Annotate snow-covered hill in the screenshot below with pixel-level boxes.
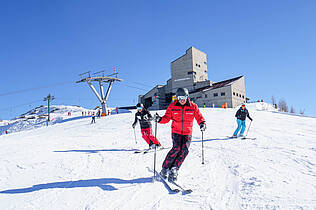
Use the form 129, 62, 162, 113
0, 105, 90, 135
0, 103, 315, 209
0, 105, 130, 136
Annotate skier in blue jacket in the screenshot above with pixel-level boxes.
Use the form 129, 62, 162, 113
233, 103, 253, 138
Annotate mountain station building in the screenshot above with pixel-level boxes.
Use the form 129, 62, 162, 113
138, 47, 247, 109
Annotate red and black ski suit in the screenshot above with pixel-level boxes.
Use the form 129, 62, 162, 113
159, 99, 205, 170
133, 109, 161, 146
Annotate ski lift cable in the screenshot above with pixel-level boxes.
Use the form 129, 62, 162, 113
0, 81, 75, 97
0, 99, 44, 111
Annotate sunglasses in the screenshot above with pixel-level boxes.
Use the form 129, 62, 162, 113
177, 96, 188, 101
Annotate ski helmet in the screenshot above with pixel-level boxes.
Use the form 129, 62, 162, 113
176, 88, 189, 97
136, 103, 143, 108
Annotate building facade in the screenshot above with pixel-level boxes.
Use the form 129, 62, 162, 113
139, 47, 247, 109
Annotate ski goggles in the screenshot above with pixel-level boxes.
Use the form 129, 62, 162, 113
177, 96, 188, 101
136, 107, 143, 110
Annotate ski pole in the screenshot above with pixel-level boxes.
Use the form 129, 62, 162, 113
153, 115, 158, 179
201, 131, 204, 165
133, 128, 137, 144
244, 120, 253, 138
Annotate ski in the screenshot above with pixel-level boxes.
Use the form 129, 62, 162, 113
241, 137, 256, 140
168, 179, 193, 194
134, 146, 170, 154
148, 167, 192, 194
146, 167, 180, 193
143, 146, 170, 154
226, 136, 256, 140
134, 148, 151, 153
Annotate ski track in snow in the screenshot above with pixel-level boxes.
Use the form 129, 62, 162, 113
0, 104, 316, 209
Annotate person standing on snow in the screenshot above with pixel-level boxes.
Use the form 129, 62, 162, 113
233, 103, 253, 138
132, 103, 162, 149
91, 112, 96, 124
154, 88, 206, 181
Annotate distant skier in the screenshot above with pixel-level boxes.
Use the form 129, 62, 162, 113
232, 103, 253, 138
132, 103, 161, 149
91, 112, 96, 124
154, 88, 206, 181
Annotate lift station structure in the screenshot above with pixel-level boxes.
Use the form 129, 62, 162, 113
76, 70, 122, 116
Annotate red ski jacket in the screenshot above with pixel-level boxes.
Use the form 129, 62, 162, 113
159, 99, 205, 135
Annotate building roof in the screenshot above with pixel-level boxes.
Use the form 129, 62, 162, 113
190, 76, 243, 94
171, 46, 202, 64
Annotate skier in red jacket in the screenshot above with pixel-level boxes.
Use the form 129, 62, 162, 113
154, 88, 206, 181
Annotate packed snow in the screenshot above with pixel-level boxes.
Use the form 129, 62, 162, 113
0, 103, 315, 209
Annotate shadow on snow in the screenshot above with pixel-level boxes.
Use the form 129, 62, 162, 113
54, 148, 138, 153
0, 177, 153, 194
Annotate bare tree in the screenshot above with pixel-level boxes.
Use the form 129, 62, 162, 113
278, 99, 288, 112
271, 96, 276, 105
290, 106, 295, 114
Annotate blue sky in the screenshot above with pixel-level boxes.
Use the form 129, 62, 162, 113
0, 0, 315, 120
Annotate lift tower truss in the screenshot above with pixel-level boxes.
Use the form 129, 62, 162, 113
76, 71, 122, 116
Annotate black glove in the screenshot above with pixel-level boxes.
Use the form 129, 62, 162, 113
132, 123, 136, 128
154, 113, 162, 122
200, 122, 206, 132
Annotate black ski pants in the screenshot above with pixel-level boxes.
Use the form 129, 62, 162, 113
162, 133, 192, 170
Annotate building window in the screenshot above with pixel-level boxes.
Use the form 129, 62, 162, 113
188, 71, 196, 75
239, 94, 242, 98
204, 61, 207, 65
221, 92, 225, 96
205, 94, 207, 98
213, 93, 218, 97
195, 63, 201, 68
233, 92, 235, 96
242, 95, 244, 99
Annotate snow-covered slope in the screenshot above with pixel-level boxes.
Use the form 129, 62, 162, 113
0, 105, 130, 135
0, 104, 315, 209
0, 105, 91, 135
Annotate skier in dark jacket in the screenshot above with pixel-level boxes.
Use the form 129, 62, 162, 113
233, 103, 253, 138
155, 88, 206, 181
91, 112, 96, 124
132, 103, 161, 148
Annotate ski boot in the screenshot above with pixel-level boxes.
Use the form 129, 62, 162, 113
149, 143, 161, 150
155, 144, 162, 149
168, 167, 179, 182
159, 168, 168, 179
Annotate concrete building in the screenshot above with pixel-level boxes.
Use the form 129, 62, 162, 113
139, 47, 247, 109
